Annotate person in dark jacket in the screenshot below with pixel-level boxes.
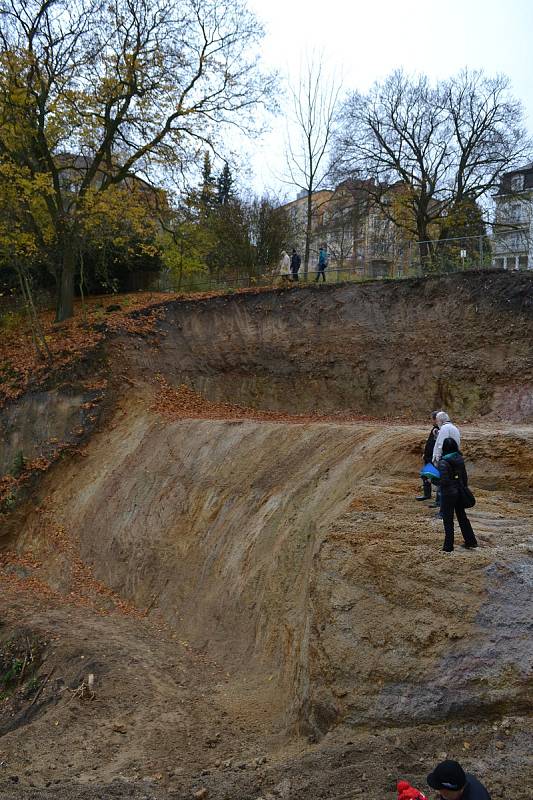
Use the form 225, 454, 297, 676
427, 759, 491, 799
290, 248, 301, 281
437, 437, 478, 552
416, 411, 439, 500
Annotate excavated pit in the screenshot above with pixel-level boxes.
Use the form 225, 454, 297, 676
1, 272, 532, 799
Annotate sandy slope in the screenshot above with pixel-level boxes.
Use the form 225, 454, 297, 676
1, 395, 531, 799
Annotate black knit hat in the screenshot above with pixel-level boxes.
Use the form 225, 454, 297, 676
427, 760, 466, 791
442, 437, 459, 455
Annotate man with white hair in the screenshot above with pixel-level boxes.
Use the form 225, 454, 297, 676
433, 411, 461, 465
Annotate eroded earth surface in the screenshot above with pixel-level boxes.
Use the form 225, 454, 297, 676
1, 273, 532, 799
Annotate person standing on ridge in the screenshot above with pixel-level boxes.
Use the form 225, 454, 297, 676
416, 411, 439, 501
437, 437, 478, 552
278, 250, 291, 283
426, 759, 491, 799
315, 244, 328, 282
290, 248, 301, 281
433, 411, 461, 466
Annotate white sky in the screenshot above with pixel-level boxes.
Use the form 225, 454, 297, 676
245, 0, 533, 198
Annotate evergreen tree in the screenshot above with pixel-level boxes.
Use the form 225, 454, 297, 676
217, 163, 234, 205
200, 152, 217, 216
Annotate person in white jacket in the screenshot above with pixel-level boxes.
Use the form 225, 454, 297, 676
432, 412, 461, 465
278, 250, 291, 281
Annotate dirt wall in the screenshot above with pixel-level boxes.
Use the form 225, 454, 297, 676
120, 271, 533, 420
13, 405, 533, 736
0, 389, 90, 475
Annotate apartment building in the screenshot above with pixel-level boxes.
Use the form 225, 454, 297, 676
280, 180, 417, 276
492, 163, 533, 270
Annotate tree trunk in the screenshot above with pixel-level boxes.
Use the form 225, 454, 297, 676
418, 237, 430, 272
15, 263, 52, 361
304, 190, 313, 278
416, 214, 435, 273
178, 240, 184, 291
56, 236, 77, 321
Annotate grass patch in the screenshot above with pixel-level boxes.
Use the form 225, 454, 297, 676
0, 631, 45, 701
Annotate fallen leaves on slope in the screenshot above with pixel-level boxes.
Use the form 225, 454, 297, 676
151, 377, 387, 425
0, 292, 177, 406
0, 515, 146, 620
0, 286, 286, 407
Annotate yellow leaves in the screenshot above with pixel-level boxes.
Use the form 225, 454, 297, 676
79, 184, 159, 246
0, 162, 55, 265
138, 243, 159, 257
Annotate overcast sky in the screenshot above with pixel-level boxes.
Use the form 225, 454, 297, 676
245, 0, 533, 198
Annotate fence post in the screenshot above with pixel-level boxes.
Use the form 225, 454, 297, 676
480, 234, 484, 269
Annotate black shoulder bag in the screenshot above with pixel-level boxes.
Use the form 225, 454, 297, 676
451, 465, 476, 509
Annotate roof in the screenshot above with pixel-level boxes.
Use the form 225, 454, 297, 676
505, 161, 533, 176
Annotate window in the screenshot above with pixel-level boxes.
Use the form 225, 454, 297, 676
509, 203, 520, 222
510, 174, 524, 192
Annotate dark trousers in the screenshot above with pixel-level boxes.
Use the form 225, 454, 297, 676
291, 270, 299, 281
422, 477, 432, 498
440, 492, 477, 550
315, 266, 326, 282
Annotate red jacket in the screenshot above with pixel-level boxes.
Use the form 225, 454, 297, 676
397, 780, 428, 800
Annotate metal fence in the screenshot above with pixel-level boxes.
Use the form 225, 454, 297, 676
2, 231, 531, 316
149, 230, 532, 294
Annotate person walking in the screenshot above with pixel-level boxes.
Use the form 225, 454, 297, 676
278, 250, 291, 283
416, 411, 439, 501
426, 759, 491, 799
290, 248, 301, 281
437, 437, 478, 552
315, 245, 328, 282
432, 411, 461, 466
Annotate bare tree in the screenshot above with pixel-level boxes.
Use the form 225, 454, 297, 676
445, 71, 531, 202
285, 57, 341, 276
441, 69, 532, 244
0, 0, 275, 319
334, 71, 450, 269
334, 69, 532, 270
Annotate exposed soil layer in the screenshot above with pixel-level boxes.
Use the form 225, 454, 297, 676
118, 270, 533, 420
1, 272, 532, 799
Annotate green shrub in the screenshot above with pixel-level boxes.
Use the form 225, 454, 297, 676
0, 310, 25, 332
0, 633, 44, 698
10, 450, 25, 478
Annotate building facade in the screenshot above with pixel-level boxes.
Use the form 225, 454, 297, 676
282, 189, 333, 268
492, 163, 533, 270
280, 180, 417, 277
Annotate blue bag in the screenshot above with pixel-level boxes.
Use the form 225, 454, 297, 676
420, 463, 440, 480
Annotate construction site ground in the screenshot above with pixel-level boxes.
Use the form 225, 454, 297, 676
0, 273, 532, 800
